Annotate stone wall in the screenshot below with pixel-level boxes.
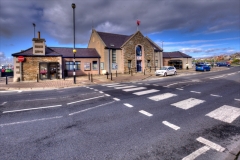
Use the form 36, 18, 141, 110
22, 57, 61, 81
122, 31, 154, 73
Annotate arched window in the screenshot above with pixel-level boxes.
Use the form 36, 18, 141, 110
136, 45, 142, 56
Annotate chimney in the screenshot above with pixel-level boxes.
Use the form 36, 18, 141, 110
38, 31, 40, 39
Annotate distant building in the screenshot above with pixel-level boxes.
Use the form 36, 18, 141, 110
163, 51, 192, 69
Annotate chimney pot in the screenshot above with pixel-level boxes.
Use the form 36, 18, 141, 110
38, 31, 40, 39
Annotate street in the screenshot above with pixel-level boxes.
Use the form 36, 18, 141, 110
0, 67, 240, 160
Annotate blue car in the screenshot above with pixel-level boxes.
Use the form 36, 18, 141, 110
216, 62, 230, 67
195, 64, 211, 71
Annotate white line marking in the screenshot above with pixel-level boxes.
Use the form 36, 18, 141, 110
210, 75, 225, 79
206, 105, 240, 123
124, 103, 133, 108
196, 137, 225, 152
107, 85, 125, 87
67, 96, 105, 105
94, 89, 98, 91
235, 99, 240, 101
145, 84, 150, 85
176, 88, 183, 90
227, 73, 236, 75
113, 98, 120, 101
69, 101, 115, 115
0, 90, 22, 93
0, 116, 63, 127
89, 88, 93, 89
1, 102, 7, 105
18, 98, 57, 102
99, 91, 103, 93
123, 87, 147, 92
138, 83, 142, 84
101, 83, 119, 86
171, 98, 205, 110
191, 91, 201, 94
139, 110, 153, 117
153, 84, 159, 86
164, 83, 178, 87
105, 94, 110, 96
162, 121, 180, 130
210, 94, 222, 97
182, 146, 210, 160
18, 90, 22, 93
148, 93, 177, 101
115, 86, 136, 89
133, 89, 159, 96
3, 105, 62, 113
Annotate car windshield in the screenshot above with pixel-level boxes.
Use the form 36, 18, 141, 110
160, 67, 168, 70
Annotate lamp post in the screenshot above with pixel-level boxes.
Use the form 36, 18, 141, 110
72, 3, 76, 84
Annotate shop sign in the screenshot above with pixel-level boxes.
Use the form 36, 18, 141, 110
84, 62, 91, 71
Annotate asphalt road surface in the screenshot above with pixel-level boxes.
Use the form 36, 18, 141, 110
0, 67, 240, 160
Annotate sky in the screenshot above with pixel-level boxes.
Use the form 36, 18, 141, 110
0, 0, 239, 65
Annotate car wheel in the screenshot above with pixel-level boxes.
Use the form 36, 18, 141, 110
164, 73, 167, 77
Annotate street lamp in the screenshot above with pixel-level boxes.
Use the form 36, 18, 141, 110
72, 3, 76, 84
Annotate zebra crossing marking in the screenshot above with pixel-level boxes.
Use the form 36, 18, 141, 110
124, 103, 133, 108
182, 146, 210, 160
114, 86, 136, 89
176, 88, 183, 90
107, 85, 125, 87
148, 93, 177, 101
101, 83, 119, 86
162, 121, 180, 130
139, 110, 153, 117
133, 89, 159, 96
206, 105, 240, 123
123, 87, 146, 92
171, 98, 205, 110
196, 137, 225, 152
113, 98, 120, 101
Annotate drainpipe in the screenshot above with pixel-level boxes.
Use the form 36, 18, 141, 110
108, 48, 111, 73
98, 58, 100, 75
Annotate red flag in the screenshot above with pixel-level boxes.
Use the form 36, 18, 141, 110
137, 20, 140, 26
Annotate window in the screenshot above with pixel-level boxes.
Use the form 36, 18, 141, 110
147, 60, 151, 67
92, 61, 98, 70
100, 62, 104, 70
155, 60, 158, 67
65, 61, 80, 70
112, 49, 116, 63
136, 45, 142, 56
128, 60, 132, 68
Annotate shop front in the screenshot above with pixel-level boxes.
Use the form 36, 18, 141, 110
39, 62, 59, 80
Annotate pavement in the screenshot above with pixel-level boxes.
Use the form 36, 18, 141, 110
0, 67, 230, 91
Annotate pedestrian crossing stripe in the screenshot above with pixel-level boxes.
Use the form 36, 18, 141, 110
122, 87, 147, 92
114, 86, 136, 89
148, 93, 177, 101
171, 98, 205, 110
101, 83, 119, 86
206, 105, 240, 123
133, 89, 159, 96
107, 84, 125, 87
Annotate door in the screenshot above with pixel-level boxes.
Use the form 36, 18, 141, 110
49, 63, 57, 79
137, 60, 142, 72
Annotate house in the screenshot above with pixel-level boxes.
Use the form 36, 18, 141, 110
163, 51, 192, 69
88, 29, 163, 74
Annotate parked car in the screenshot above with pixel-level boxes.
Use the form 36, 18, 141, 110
195, 64, 211, 71
216, 62, 230, 67
155, 66, 177, 76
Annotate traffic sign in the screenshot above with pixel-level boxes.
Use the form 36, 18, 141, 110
18, 56, 24, 62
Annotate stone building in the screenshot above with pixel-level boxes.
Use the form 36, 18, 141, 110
88, 29, 163, 74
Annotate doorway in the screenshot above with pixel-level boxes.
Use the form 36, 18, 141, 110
137, 60, 142, 72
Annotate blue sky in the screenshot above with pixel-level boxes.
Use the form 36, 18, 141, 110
0, 0, 239, 65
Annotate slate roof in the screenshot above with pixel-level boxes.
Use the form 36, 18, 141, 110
12, 47, 100, 58
163, 51, 192, 58
96, 31, 132, 49
146, 37, 163, 52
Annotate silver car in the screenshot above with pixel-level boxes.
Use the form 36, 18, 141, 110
155, 66, 177, 76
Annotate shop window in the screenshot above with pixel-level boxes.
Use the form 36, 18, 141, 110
65, 61, 80, 70
39, 63, 48, 79
112, 49, 116, 63
92, 61, 98, 70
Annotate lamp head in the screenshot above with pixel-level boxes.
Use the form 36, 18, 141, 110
72, 3, 76, 9
73, 49, 77, 54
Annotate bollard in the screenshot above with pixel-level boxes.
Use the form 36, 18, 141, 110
91, 74, 93, 82
106, 72, 108, 79
111, 73, 112, 81
150, 67, 151, 72
144, 69, 145, 75
131, 69, 133, 76
37, 74, 39, 82
116, 70, 117, 77
129, 68, 130, 74
88, 73, 90, 80
155, 67, 156, 71
6, 76, 8, 85
63, 74, 65, 80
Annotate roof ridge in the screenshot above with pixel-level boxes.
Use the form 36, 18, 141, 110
96, 30, 130, 37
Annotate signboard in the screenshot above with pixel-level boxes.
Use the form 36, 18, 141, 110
84, 62, 91, 71
18, 56, 24, 62
137, 56, 142, 60
112, 63, 118, 70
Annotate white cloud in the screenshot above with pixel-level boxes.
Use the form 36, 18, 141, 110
180, 48, 202, 53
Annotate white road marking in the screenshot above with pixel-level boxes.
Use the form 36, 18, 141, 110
113, 98, 120, 101
196, 137, 225, 152
0, 116, 63, 127
94, 89, 98, 91
210, 75, 225, 79
124, 103, 133, 108
123, 87, 147, 92
67, 95, 105, 105
227, 73, 236, 75
153, 84, 159, 86
145, 84, 150, 85
3, 105, 62, 113
89, 88, 93, 89
105, 94, 110, 96
190, 91, 201, 94
69, 101, 115, 116
107, 85, 125, 87
182, 146, 210, 160
0, 90, 22, 93
176, 88, 183, 90
139, 110, 153, 117
235, 99, 240, 101
1, 102, 7, 105
133, 89, 159, 96
162, 121, 180, 130
206, 105, 240, 123
171, 98, 205, 110
114, 86, 136, 89
148, 93, 177, 101
101, 83, 119, 86
164, 83, 178, 87
18, 90, 22, 93
17, 98, 57, 102
99, 91, 103, 93
210, 94, 222, 97
138, 83, 142, 84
